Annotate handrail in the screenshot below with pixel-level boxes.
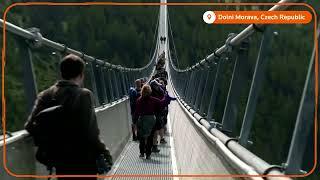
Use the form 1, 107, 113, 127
168, 0, 316, 175
169, 0, 303, 72
0, 95, 131, 147
168, 54, 290, 178
0, 130, 29, 146
0, 19, 154, 72
0, 10, 162, 146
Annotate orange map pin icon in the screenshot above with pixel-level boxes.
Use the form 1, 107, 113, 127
203, 11, 216, 24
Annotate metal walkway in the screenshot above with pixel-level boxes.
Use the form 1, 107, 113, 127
0, 0, 316, 178
109, 116, 177, 179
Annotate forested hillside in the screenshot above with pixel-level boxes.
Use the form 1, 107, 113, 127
1, 0, 319, 178
1, 0, 159, 131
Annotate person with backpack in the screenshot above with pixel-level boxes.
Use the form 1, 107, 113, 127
133, 84, 172, 160
149, 79, 176, 147
25, 54, 112, 179
149, 79, 165, 152
128, 79, 142, 141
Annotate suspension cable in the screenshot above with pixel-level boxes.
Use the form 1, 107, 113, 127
167, 8, 180, 69
0, 18, 155, 72
149, 8, 160, 62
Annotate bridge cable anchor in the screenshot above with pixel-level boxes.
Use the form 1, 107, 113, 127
203, 55, 210, 66
262, 165, 285, 178
93, 58, 100, 68
207, 121, 222, 132
186, 105, 193, 111
224, 138, 239, 148
225, 33, 237, 61
213, 48, 221, 59
61, 44, 68, 54
101, 63, 107, 70
26, 27, 43, 49
81, 52, 86, 59
201, 56, 211, 69
191, 110, 198, 117
252, 24, 265, 33
104, 61, 111, 69
212, 51, 221, 66
195, 62, 201, 70
225, 33, 237, 54
198, 117, 207, 122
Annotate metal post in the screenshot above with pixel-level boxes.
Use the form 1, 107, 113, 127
106, 69, 115, 102
182, 71, 191, 98
127, 72, 130, 87
116, 70, 124, 97
180, 74, 185, 95
188, 70, 198, 104
19, 41, 38, 113
284, 38, 316, 174
195, 70, 206, 110
221, 38, 249, 134
51, 51, 62, 79
122, 71, 127, 96
183, 71, 190, 99
88, 62, 99, 106
191, 70, 202, 107
239, 28, 273, 146
199, 67, 216, 115
102, 69, 110, 104
174, 71, 179, 92
206, 59, 223, 121
128, 72, 133, 87
178, 73, 184, 95
111, 70, 120, 100
124, 71, 129, 95
99, 67, 108, 104
121, 71, 127, 96
92, 62, 106, 106
126, 72, 130, 93
185, 71, 195, 103
133, 73, 137, 87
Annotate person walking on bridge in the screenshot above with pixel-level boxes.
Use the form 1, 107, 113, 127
133, 84, 170, 159
129, 79, 142, 141
150, 79, 166, 152
25, 54, 111, 179
150, 79, 176, 147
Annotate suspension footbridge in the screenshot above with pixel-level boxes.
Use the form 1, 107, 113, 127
0, 0, 318, 179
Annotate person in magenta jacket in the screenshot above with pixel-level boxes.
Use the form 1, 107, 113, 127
133, 84, 172, 159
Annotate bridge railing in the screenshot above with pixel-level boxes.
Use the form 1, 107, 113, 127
0, 98, 133, 179
0, 17, 159, 178
168, 0, 317, 176
0, 18, 156, 110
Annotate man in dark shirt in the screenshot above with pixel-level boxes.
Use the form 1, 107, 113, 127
25, 54, 107, 179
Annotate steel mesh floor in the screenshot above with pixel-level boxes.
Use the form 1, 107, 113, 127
109, 133, 174, 180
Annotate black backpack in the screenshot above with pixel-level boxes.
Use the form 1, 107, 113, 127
25, 87, 79, 170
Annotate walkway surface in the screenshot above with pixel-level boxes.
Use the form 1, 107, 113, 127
109, 115, 177, 180
108, 0, 177, 178
107, 0, 235, 177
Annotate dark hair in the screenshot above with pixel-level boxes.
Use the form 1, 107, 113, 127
60, 54, 85, 80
